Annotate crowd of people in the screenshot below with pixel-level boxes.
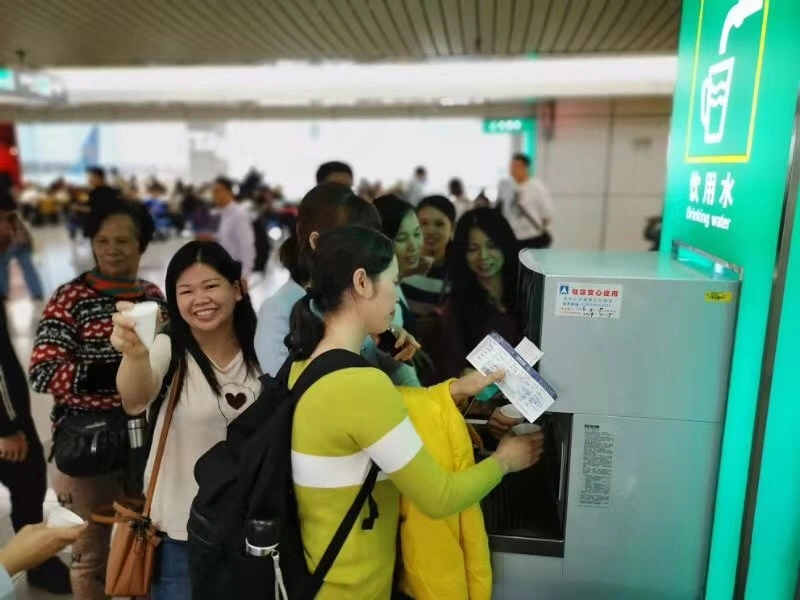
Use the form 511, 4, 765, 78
0, 152, 554, 599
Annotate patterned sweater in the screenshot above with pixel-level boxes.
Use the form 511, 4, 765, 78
29, 272, 166, 411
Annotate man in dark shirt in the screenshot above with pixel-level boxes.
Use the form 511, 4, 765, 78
0, 197, 71, 594
86, 167, 119, 215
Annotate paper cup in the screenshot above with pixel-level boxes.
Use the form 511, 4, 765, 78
512, 423, 542, 436
499, 404, 525, 423
123, 301, 159, 350
47, 506, 85, 528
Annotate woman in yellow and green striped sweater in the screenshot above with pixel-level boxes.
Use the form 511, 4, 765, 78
286, 225, 544, 599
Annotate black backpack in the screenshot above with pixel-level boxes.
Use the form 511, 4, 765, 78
187, 349, 379, 600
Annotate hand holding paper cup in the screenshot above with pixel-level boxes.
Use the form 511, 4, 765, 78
499, 404, 526, 424
512, 423, 542, 436
488, 404, 527, 440
111, 301, 159, 357
46, 506, 85, 529
124, 301, 159, 349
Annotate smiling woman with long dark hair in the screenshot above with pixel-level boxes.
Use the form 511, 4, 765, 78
438, 208, 522, 378
111, 241, 260, 600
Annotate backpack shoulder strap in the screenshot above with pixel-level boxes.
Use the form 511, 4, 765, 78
303, 462, 381, 600
290, 349, 370, 402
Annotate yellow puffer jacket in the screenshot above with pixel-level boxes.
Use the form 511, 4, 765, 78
399, 385, 493, 600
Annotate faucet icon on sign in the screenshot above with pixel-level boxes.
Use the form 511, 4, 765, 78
700, 0, 764, 145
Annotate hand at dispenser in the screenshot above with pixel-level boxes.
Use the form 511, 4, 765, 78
487, 408, 522, 440
493, 432, 545, 475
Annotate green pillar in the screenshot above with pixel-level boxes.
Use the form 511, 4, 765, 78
745, 178, 800, 599
659, 0, 800, 598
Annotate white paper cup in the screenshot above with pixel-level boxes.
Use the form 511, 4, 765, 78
47, 506, 85, 528
512, 423, 542, 436
499, 404, 525, 423
123, 301, 159, 350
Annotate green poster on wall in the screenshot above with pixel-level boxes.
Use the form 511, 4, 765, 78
660, 0, 800, 598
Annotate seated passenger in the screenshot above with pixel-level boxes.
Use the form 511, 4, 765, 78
286, 225, 543, 598
255, 183, 419, 386
112, 241, 261, 600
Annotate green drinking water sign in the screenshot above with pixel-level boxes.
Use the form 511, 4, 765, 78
661, 0, 800, 598
684, 0, 768, 163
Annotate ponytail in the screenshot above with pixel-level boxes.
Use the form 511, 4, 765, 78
285, 295, 325, 360
284, 226, 395, 361
282, 183, 381, 287
279, 232, 305, 284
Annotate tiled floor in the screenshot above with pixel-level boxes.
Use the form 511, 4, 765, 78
1, 224, 288, 598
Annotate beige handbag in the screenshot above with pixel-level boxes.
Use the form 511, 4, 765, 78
92, 366, 182, 596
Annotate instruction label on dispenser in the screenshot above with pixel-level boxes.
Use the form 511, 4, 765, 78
578, 424, 615, 508
556, 283, 623, 319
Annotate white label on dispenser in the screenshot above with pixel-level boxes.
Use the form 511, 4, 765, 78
578, 423, 615, 508
556, 283, 623, 319
514, 337, 543, 366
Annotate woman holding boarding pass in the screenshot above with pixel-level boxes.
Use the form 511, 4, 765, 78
111, 241, 261, 600
286, 225, 544, 598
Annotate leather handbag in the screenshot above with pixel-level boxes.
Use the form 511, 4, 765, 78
92, 365, 183, 596
51, 407, 129, 477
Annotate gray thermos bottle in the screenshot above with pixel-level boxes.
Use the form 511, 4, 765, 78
126, 417, 146, 449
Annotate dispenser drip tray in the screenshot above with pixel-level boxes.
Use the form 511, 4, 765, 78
481, 463, 564, 557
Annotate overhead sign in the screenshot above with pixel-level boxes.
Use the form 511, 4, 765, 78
483, 117, 538, 170
0, 69, 14, 93
660, 0, 800, 598
0, 69, 67, 104
482, 118, 525, 134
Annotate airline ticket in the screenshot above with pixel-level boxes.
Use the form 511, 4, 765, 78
467, 332, 557, 423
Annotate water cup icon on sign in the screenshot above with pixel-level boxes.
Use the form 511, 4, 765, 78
700, 57, 735, 145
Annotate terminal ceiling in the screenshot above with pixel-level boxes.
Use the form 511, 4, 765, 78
0, 0, 681, 67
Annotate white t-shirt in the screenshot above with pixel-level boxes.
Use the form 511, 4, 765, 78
144, 334, 261, 540
217, 201, 256, 278
503, 177, 554, 240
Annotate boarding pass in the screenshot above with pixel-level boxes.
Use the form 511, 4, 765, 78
467, 332, 557, 423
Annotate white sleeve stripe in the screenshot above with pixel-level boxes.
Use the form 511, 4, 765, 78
291, 450, 390, 488
291, 418, 422, 489
365, 417, 422, 474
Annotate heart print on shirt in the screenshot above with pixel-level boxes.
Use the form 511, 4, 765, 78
218, 380, 259, 423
